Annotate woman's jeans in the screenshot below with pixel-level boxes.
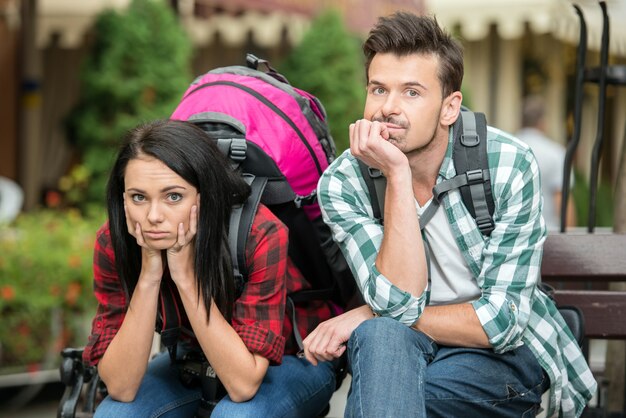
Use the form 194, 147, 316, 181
94, 352, 336, 418
345, 317, 548, 418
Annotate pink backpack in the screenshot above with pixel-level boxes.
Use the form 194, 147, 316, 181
171, 54, 359, 313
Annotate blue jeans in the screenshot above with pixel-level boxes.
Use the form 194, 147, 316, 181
95, 351, 336, 418
345, 317, 547, 418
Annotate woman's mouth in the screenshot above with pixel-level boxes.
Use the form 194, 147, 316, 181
144, 231, 169, 239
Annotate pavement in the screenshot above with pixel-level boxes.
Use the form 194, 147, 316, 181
0, 382, 64, 418
0, 378, 349, 418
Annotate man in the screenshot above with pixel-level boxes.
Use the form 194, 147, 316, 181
303, 12, 595, 418
516, 95, 577, 231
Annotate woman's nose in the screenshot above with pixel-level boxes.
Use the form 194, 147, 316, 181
147, 203, 164, 223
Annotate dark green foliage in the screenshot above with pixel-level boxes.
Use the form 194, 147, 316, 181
279, 10, 365, 153
572, 169, 614, 228
66, 0, 192, 206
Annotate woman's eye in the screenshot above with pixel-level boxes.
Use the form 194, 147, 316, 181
168, 193, 183, 202
131, 194, 145, 202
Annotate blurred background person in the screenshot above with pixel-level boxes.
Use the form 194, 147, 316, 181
516, 95, 577, 231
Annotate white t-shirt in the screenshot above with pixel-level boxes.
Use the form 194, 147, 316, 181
417, 200, 480, 305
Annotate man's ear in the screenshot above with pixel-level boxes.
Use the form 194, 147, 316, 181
440, 91, 462, 126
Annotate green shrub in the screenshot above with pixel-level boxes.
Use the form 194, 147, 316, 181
279, 9, 365, 153
572, 169, 614, 228
65, 0, 192, 209
0, 210, 105, 370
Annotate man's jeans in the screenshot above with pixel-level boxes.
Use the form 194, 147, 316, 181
94, 352, 336, 418
345, 317, 547, 418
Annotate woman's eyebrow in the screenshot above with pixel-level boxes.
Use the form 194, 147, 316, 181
160, 185, 187, 193
125, 185, 187, 193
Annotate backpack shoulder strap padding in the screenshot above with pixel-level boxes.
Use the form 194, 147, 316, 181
358, 160, 386, 224
452, 111, 495, 235
229, 174, 267, 296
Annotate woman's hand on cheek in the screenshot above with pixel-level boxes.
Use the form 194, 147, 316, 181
124, 196, 163, 281
167, 203, 198, 287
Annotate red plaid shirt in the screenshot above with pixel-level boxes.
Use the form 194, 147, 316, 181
83, 204, 336, 366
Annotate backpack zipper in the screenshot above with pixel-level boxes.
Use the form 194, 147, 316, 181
182, 80, 323, 175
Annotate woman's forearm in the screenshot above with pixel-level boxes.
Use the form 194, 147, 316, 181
178, 284, 269, 402
97, 278, 161, 402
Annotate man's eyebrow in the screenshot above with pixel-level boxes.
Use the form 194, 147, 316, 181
368, 79, 428, 90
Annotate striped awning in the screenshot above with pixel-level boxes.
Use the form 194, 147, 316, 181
33, 0, 425, 49
428, 0, 626, 56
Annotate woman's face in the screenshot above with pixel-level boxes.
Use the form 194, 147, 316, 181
123, 155, 199, 250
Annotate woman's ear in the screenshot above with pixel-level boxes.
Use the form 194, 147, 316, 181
440, 91, 462, 126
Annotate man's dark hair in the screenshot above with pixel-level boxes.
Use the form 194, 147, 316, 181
363, 12, 464, 98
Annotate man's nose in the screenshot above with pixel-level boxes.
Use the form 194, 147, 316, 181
381, 93, 400, 116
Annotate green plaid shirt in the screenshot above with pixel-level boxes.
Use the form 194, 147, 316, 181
317, 125, 596, 417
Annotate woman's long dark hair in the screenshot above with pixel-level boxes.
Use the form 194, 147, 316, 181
106, 119, 251, 321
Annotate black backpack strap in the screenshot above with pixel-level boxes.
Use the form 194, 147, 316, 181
158, 279, 182, 362
452, 111, 495, 236
357, 159, 386, 224
229, 174, 267, 296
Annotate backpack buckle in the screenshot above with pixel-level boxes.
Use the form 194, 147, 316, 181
461, 132, 480, 147
230, 138, 247, 163
294, 190, 317, 208
466, 169, 485, 185
367, 167, 384, 178
475, 215, 495, 234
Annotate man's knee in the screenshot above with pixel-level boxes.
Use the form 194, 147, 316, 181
348, 316, 435, 360
351, 316, 403, 342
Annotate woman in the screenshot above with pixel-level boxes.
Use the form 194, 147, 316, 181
83, 119, 337, 417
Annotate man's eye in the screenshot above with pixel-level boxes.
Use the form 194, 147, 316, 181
131, 194, 145, 202
407, 90, 419, 97
168, 193, 182, 202
372, 87, 385, 95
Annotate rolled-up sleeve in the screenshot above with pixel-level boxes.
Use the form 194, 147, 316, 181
83, 223, 127, 367
318, 152, 428, 325
231, 205, 287, 364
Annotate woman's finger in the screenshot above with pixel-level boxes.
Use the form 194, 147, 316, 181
134, 222, 146, 247
123, 194, 135, 236
187, 204, 198, 241
176, 222, 185, 248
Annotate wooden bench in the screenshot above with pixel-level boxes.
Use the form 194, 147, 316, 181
541, 232, 626, 417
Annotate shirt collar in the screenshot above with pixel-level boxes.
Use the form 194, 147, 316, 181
438, 124, 457, 181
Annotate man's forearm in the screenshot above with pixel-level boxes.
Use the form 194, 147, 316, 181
412, 303, 491, 348
376, 168, 428, 298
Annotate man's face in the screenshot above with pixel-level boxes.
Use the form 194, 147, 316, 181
364, 52, 445, 154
